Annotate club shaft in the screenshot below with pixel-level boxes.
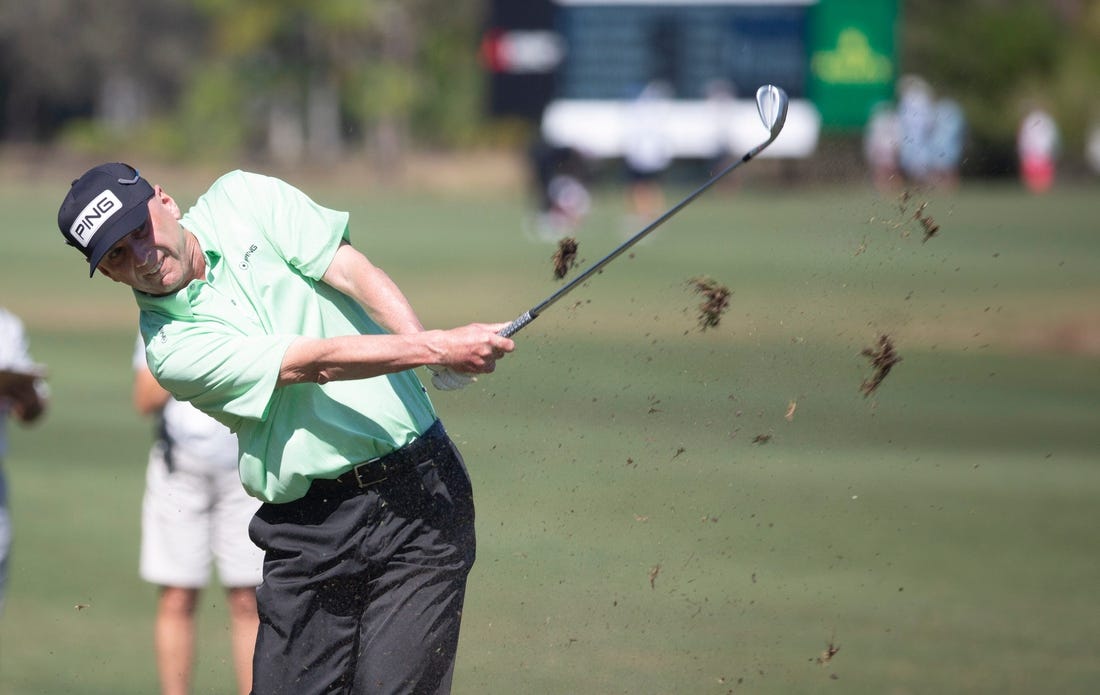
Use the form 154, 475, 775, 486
499, 136, 776, 339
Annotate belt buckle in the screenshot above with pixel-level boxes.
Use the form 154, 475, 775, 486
351, 457, 387, 488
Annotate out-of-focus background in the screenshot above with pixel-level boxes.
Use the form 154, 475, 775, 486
1, 1, 1098, 693
1, 0, 1098, 187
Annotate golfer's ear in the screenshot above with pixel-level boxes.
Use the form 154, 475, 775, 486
154, 185, 182, 219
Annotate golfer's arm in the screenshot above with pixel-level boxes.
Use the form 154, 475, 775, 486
276, 242, 436, 384
278, 333, 445, 386
322, 241, 424, 335
280, 242, 507, 385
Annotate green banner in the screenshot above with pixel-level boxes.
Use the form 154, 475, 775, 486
809, 0, 900, 131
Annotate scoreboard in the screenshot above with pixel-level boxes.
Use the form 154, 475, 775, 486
554, 2, 811, 101
482, 0, 897, 158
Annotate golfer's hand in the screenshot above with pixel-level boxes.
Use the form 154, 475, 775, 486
426, 323, 514, 391
5, 379, 46, 423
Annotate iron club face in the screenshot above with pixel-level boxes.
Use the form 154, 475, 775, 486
755, 84, 789, 140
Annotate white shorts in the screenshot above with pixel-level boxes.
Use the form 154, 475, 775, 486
140, 442, 264, 588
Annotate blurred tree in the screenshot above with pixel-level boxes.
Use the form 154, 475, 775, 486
187, 0, 483, 166
0, 0, 202, 142
0, 0, 484, 165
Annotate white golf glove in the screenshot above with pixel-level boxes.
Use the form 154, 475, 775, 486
426, 366, 475, 391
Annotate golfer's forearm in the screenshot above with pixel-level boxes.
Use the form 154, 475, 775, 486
278, 333, 442, 386
323, 243, 425, 335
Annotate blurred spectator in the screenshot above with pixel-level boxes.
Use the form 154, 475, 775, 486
1085, 119, 1100, 176
929, 98, 966, 191
0, 308, 48, 616
527, 137, 591, 241
133, 336, 261, 695
623, 80, 673, 227
1017, 106, 1060, 193
863, 101, 901, 194
897, 75, 936, 186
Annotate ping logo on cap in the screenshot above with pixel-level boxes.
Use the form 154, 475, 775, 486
69, 190, 123, 248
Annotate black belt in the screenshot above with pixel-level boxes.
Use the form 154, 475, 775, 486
316, 421, 448, 493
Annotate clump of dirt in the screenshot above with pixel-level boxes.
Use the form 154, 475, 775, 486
816, 640, 840, 665
687, 276, 731, 330
552, 237, 579, 279
868, 191, 942, 245
860, 334, 902, 397
913, 201, 940, 243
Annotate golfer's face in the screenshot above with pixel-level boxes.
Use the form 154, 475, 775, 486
97, 192, 192, 295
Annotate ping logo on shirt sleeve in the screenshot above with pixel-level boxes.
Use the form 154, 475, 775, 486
68, 190, 123, 248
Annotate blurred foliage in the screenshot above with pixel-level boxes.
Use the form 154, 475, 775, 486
0, 0, 484, 166
0, 1, 1097, 170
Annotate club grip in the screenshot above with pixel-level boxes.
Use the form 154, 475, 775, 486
499, 311, 535, 338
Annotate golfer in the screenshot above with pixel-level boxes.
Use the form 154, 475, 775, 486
57, 163, 515, 694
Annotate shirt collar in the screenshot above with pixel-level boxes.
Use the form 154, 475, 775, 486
133, 245, 222, 319
134, 284, 194, 318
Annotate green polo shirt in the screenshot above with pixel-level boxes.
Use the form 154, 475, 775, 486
136, 170, 437, 503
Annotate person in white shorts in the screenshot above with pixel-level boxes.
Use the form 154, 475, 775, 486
132, 336, 262, 695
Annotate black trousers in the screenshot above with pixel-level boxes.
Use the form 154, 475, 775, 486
249, 424, 476, 695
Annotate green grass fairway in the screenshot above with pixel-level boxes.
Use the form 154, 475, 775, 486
1, 172, 1097, 694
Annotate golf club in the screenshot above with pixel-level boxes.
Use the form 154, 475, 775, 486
431, 85, 788, 387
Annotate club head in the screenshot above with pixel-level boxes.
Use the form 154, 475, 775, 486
755, 85, 789, 137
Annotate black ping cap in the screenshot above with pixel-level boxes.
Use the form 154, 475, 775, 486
57, 163, 154, 277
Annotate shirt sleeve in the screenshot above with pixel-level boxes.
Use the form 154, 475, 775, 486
231, 171, 350, 280
0, 309, 37, 373
0, 309, 48, 401
142, 317, 297, 430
